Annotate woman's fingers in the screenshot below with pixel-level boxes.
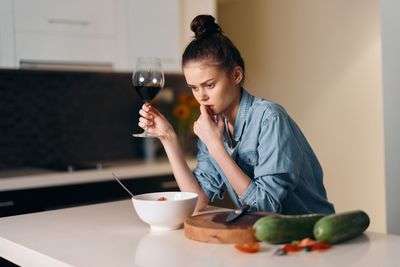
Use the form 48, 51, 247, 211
138, 121, 146, 129
199, 105, 212, 120
137, 103, 175, 139
147, 104, 163, 117
141, 102, 150, 110
139, 104, 163, 119
139, 117, 154, 127
139, 108, 154, 118
138, 104, 157, 130
138, 111, 154, 130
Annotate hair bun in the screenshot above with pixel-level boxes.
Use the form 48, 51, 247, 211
190, 15, 221, 40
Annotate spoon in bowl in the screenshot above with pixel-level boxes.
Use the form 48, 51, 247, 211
112, 172, 135, 198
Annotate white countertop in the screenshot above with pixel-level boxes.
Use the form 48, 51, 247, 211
0, 200, 398, 267
0, 158, 196, 191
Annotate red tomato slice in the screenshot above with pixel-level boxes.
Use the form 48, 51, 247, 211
298, 238, 318, 248
282, 244, 302, 252
234, 243, 260, 253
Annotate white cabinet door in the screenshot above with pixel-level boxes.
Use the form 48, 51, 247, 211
2, 0, 216, 72
126, 0, 181, 73
13, 0, 119, 69
14, 0, 116, 36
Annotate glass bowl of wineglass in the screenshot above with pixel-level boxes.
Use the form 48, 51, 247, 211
132, 57, 165, 138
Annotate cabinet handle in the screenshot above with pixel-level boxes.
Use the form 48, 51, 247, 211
0, 201, 15, 208
160, 181, 178, 189
48, 18, 90, 26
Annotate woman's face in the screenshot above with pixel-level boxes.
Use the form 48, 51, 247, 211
183, 60, 242, 116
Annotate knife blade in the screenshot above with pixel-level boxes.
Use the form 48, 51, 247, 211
225, 204, 250, 223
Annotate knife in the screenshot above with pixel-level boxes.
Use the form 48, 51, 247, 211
225, 204, 250, 223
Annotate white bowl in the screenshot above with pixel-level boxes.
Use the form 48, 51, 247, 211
132, 191, 198, 231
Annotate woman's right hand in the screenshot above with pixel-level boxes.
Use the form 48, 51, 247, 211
138, 103, 176, 141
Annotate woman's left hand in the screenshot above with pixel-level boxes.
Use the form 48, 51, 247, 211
193, 105, 225, 153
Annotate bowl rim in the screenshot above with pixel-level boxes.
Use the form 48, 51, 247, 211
132, 191, 198, 202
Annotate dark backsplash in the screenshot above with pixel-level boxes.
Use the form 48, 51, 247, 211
0, 69, 188, 170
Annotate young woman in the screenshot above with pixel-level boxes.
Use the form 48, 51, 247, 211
138, 15, 335, 215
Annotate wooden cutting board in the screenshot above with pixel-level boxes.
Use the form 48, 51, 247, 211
184, 211, 273, 244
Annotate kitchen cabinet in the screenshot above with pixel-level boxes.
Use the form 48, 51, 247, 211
0, 174, 179, 217
2, 0, 217, 72
125, 0, 217, 72
0, 176, 234, 218
0, 158, 197, 217
117, 0, 217, 72
0, 157, 235, 218
13, 0, 122, 70
126, 0, 181, 72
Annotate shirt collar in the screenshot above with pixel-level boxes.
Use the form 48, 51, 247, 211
232, 87, 253, 141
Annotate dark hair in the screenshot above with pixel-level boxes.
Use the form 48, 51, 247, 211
182, 15, 245, 82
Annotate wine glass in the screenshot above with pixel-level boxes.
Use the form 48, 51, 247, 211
132, 57, 165, 138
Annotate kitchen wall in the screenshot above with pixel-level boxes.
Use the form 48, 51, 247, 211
218, 0, 387, 233
181, 0, 217, 50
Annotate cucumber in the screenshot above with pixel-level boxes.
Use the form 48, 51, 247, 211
253, 214, 325, 244
313, 210, 370, 244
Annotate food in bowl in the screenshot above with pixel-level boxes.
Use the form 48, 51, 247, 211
132, 191, 198, 231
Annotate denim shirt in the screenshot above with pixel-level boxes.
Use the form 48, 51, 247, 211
193, 88, 335, 215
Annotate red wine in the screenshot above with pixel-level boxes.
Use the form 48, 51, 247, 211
133, 86, 161, 101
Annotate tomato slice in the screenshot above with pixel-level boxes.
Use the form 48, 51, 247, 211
298, 238, 318, 248
234, 242, 260, 253
282, 244, 302, 252
275, 238, 332, 255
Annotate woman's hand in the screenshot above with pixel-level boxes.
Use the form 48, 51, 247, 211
138, 103, 175, 141
193, 105, 225, 154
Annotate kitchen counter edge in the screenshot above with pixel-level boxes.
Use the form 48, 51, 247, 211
0, 158, 196, 192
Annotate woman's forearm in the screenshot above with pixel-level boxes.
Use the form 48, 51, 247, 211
160, 133, 209, 211
208, 143, 251, 197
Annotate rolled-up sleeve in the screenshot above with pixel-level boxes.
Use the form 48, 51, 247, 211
193, 140, 224, 201
239, 112, 304, 212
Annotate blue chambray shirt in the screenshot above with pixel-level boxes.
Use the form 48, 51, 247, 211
193, 88, 335, 215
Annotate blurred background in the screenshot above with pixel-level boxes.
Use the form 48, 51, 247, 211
0, 0, 399, 235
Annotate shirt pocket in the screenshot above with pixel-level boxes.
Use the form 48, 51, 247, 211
236, 150, 258, 178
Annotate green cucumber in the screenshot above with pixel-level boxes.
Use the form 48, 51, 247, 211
253, 214, 325, 244
313, 210, 370, 244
